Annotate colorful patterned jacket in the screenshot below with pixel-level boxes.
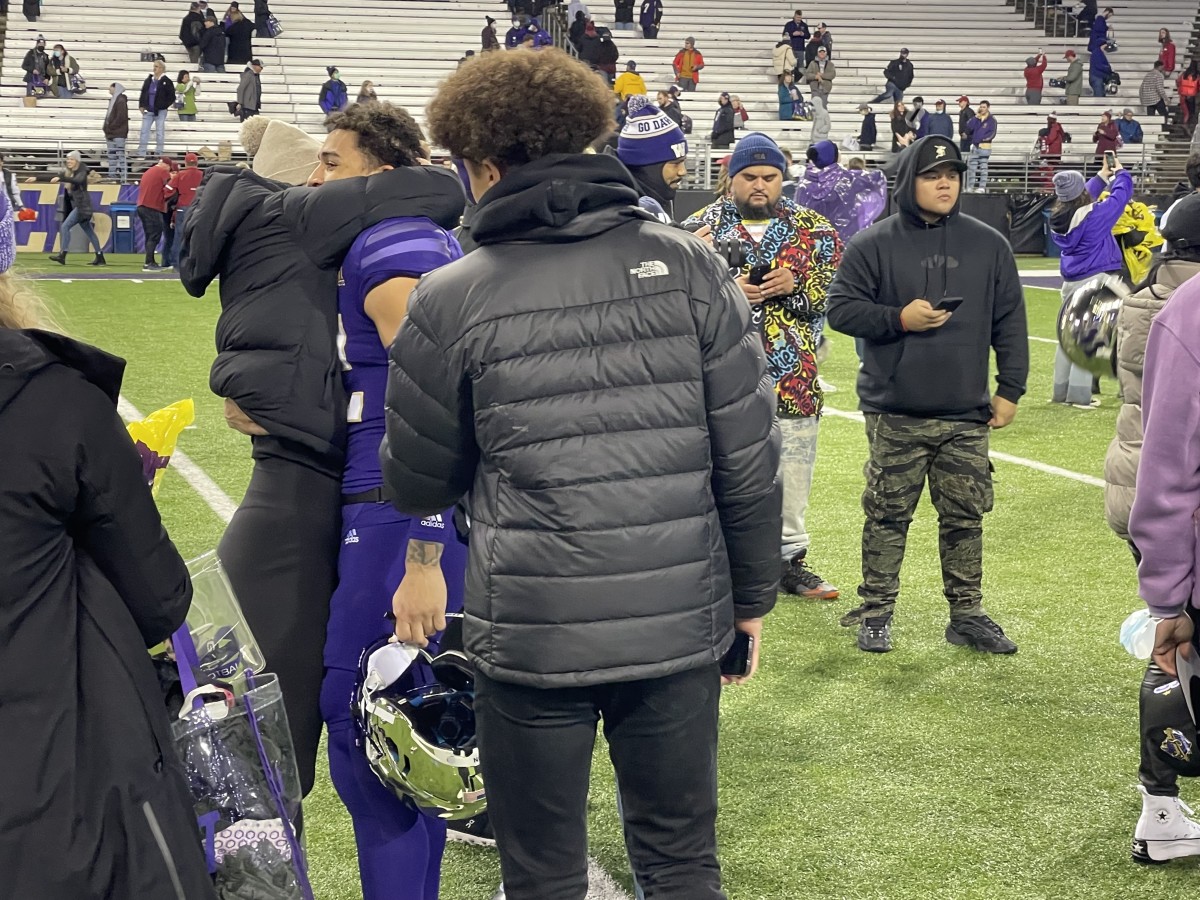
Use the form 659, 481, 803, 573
683, 197, 842, 417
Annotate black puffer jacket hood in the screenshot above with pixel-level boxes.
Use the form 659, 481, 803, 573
180, 165, 465, 474
0, 328, 123, 415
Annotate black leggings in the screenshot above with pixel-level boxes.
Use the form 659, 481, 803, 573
217, 453, 341, 797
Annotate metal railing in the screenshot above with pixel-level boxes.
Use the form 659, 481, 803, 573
1008, 0, 1091, 39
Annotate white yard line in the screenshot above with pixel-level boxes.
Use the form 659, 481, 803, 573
822, 406, 1105, 489
1028, 335, 1057, 343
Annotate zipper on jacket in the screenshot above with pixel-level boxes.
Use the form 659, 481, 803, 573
142, 801, 188, 900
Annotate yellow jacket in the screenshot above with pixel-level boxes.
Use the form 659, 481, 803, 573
614, 71, 647, 100
1113, 200, 1164, 285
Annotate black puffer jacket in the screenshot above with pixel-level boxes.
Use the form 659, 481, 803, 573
381, 154, 781, 688
60, 161, 94, 219
0, 329, 215, 900
180, 165, 466, 476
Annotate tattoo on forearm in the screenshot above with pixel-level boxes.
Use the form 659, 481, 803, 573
406, 539, 445, 567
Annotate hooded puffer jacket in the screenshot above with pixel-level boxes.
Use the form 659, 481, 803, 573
180, 165, 465, 476
1104, 259, 1200, 541
381, 153, 781, 688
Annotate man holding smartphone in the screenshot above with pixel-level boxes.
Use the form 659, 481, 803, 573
683, 132, 844, 602
826, 135, 1028, 654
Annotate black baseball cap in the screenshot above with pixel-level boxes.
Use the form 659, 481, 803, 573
914, 136, 967, 174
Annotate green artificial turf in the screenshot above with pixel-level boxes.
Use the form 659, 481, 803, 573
32, 271, 1200, 900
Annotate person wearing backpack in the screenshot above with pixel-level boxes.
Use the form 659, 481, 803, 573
180, 1, 204, 64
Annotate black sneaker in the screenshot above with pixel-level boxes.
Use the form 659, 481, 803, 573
945, 614, 1018, 654
780, 551, 839, 600
857, 615, 893, 653
447, 812, 496, 847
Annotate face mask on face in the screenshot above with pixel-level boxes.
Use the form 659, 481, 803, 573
53, 50, 61, 58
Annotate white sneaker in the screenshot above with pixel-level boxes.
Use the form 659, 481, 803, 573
1132, 785, 1200, 863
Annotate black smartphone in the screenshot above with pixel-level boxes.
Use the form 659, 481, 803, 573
720, 631, 754, 677
748, 265, 772, 286
1104, 150, 1117, 169
933, 296, 964, 312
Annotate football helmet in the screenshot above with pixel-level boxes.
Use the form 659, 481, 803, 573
354, 614, 486, 820
1057, 272, 1131, 377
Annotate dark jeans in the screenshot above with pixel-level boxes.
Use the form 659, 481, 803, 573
240, 106, 259, 121
475, 664, 726, 900
137, 205, 163, 264
218, 452, 340, 796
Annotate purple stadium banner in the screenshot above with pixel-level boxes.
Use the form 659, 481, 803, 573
12, 184, 146, 253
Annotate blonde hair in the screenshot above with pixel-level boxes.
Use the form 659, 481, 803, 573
714, 164, 731, 199
0, 272, 59, 331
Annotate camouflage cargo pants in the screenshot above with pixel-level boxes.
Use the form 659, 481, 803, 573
854, 413, 993, 619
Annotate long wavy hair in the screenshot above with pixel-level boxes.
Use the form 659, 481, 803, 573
0, 272, 59, 331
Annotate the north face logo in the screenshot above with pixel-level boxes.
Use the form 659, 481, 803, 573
630, 260, 670, 279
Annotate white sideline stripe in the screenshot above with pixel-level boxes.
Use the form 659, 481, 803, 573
822, 406, 1106, 489
116, 396, 238, 525
1029, 335, 1057, 343
115, 396, 635, 900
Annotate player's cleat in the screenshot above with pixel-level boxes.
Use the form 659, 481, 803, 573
1132, 786, 1200, 863
780, 550, 839, 600
945, 614, 1018, 654
447, 811, 496, 847
857, 615, 893, 653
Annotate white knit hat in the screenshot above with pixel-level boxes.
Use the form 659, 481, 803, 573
243, 118, 321, 186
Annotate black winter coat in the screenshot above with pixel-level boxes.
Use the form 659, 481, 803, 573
180, 165, 465, 477
199, 25, 226, 68
179, 10, 203, 46
225, 17, 254, 65
139, 73, 176, 112
60, 161, 94, 219
0, 329, 215, 900
712, 103, 736, 148
381, 154, 781, 688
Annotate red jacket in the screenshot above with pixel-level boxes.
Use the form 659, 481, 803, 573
165, 166, 203, 208
1024, 55, 1048, 89
1160, 41, 1177, 74
1041, 121, 1067, 156
136, 165, 171, 213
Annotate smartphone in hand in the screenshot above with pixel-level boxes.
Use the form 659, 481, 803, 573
720, 631, 754, 677
1104, 150, 1117, 169
932, 296, 963, 312
747, 265, 773, 286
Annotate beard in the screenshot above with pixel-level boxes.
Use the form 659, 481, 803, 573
734, 196, 776, 220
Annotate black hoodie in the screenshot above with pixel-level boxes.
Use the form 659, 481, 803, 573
180, 165, 465, 475
825, 136, 1028, 422
381, 153, 782, 688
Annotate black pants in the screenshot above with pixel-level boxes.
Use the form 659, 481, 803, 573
240, 106, 259, 121
217, 452, 340, 797
1147, 101, 1168, 123
1141, 662, 1184, 796
137, 206, 163, 265
160, 210, 175, 269
475, 664, 726, 900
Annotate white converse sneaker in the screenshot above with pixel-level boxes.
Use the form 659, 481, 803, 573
1132, 785, 1200, 863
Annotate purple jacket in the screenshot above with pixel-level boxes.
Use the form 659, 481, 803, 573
965, 114, 997, 146
1050, 170, 1132, 282
1129, 271, 1200, 618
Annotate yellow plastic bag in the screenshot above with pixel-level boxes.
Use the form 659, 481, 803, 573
126, 399, 195, 497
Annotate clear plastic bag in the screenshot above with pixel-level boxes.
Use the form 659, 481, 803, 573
183, 552, 267, 688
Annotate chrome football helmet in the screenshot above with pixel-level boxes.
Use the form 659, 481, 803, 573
1057, 272, 1131, 377
354, 614, 486, 820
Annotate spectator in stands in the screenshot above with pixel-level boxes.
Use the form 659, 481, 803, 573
237, 58, 264, 121
905, 96, 928, 137
779, 73, 805, 120
683, 131, 842, 603
253, 0, 274, 38
616, 100, 687, 222
783, 10, 809, 57
358, 80, 377, 103
1038, 111, 1069, 165
1063, 50, 1083, 105
730, 94, 749, 130
526, 18, 553, 48
639, 0, 662, 39
614, 0, 635, 30
181, 2, 204, 64
964, 100, 996, 193
1073, 0, 1097, 36
1180, 62, 1200, 132
956, 95, 972, 152
804, 23, 832, 68
22, 0, 38, 22
138, 60, 175, 157
925, 99, 954, 139
657, 86, 683, 126
46, 44, 79, 100
826, 135, 1026, 655
711, 91, 736, 149
136, 156, 173, 272
176, 70, 199, 123
614, 60, 646, 99
1049, 160, 1131, 407
568, 10, 587, 49
596, 29, 620, 84
1159, 29, 1177, 75
773, 40, 797, 83
1141, 61, 1170, 128
1089, 42, 1112, 100
872, 48, 914, 105
805, 45, 835, 141
1089, 6, 1114, 55
505, 17, 524, 49
483, 16, 500, 51
319, 66, 349, 115
891, 100, 915, 152
1118, 108, 1144, 145
672, 36, 703, 91
1024, 51, 1048, 105
199, 14, 227, 72
225, 6, 255, 65
103, 84, 130, 182
165, 152, 202, 268
48, 152, 104, 266
1094, 110, 1120, 170
21, 35, 48, 97
857, 103, 877, 150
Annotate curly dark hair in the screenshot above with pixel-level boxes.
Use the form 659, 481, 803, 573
324, 101, 426, 169
427, 48, 615, 168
